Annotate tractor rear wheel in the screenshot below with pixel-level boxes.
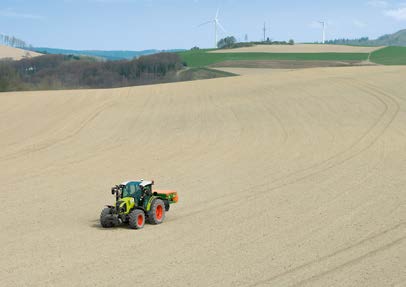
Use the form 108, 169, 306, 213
148, 199, 166, 224
128, 209, 145, 229
100, 207, 117, 228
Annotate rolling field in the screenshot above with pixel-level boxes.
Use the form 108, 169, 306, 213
0, 45, 42, 60
0, 66, 406, 286
179, 49, 369, 67
370, 46, 406, 65
209, 44, 383, 53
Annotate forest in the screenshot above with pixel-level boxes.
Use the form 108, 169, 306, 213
0, 53, 185, 92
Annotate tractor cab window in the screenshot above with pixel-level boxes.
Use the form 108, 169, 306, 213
122, 182, 142, 198
143, 185, 152, 195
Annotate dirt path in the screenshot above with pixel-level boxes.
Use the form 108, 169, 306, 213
0, 66, 405, 287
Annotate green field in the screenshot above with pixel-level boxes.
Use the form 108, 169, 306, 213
177, 67, 236, 81
178, 50, 369, 67
370, 46, 406, 65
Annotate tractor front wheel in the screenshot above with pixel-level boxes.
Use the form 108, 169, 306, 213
148, 199, 166, 225
128, 209, 145, 229
100, 207, 117, 228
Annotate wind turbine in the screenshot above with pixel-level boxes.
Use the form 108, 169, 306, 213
198, 8, 227, 48
319, 21, 326, 44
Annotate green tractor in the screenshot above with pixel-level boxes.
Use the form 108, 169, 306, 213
100, 180, 178, 229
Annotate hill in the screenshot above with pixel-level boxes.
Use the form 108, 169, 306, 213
0, 53, 234, 92
1, 65, 405, 286
209, 44, 382, 54
0, 45, 42, 60
370, 29, 406, 46
31, 47, 185, 60
179, 49, 370, 67
370, 46, 406, 65
327, 29, 406, 47
181, 44, 406, 68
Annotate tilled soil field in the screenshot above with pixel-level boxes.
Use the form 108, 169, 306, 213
0, 66, 405, 287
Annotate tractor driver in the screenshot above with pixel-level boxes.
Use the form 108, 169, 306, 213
141, 184, 152, 197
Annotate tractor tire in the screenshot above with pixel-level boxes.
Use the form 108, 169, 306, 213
164, 200, 170, 212
100, 207, 117, 228
148, 198, 166, 225
128, 209, 145, 229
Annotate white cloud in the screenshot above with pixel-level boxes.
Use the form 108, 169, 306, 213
0, 8, 42, 20
385, 7, 406, 20
367, 0, 389, 8
368, 0, 406, 21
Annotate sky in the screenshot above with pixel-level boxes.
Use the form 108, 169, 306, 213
0, 0, 405, 50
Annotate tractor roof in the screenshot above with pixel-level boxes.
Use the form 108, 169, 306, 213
140, 180, 153, 187
120, 180, 140, 186
120, 180, 153, 186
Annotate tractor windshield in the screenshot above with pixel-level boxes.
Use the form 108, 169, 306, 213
122, 182, 142, 198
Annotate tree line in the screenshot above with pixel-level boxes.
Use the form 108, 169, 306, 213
0, 53, 184, 92
0, 34, 31, 49
216, 36, 295, 49
324, 37, 370, 45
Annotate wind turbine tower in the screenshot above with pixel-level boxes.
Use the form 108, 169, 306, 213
198, 9, 227, 48
263, 22, 267, 42
319, 21, 326, 44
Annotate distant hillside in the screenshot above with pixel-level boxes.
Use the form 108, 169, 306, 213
0, 52, 234, 92
370, 29, 406, 46
31, 47, 185, 60
326, 29, 406, 47
0, 45, 42, 60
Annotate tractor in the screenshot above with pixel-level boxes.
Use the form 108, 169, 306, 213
100, 180, 178, 229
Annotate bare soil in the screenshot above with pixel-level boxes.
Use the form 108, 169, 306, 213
210, 60, 376, 69
0, 66, 405, 287
0, 45, 42, 60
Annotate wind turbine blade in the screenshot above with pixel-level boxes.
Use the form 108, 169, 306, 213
217, 21, 227, 34
216, 8, 220, 19
197, 20, 213, 27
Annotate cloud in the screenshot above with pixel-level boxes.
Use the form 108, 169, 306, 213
368, 0, 406, 21
367, 0, 389, 8
385, 7, 406, 20
0, 8, 42, 20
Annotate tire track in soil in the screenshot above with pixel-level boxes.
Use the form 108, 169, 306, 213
0, 101, 115, 162
175, 78, 400, 220
242, 79, 403, 286
249, 223, 406, 287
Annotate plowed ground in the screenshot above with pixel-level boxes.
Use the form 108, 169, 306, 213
0, 66, 405, 287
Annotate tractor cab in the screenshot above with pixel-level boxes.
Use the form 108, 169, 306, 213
122, 181, 141, 197
112, 180, 154, 203
101, 179, 177, 229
